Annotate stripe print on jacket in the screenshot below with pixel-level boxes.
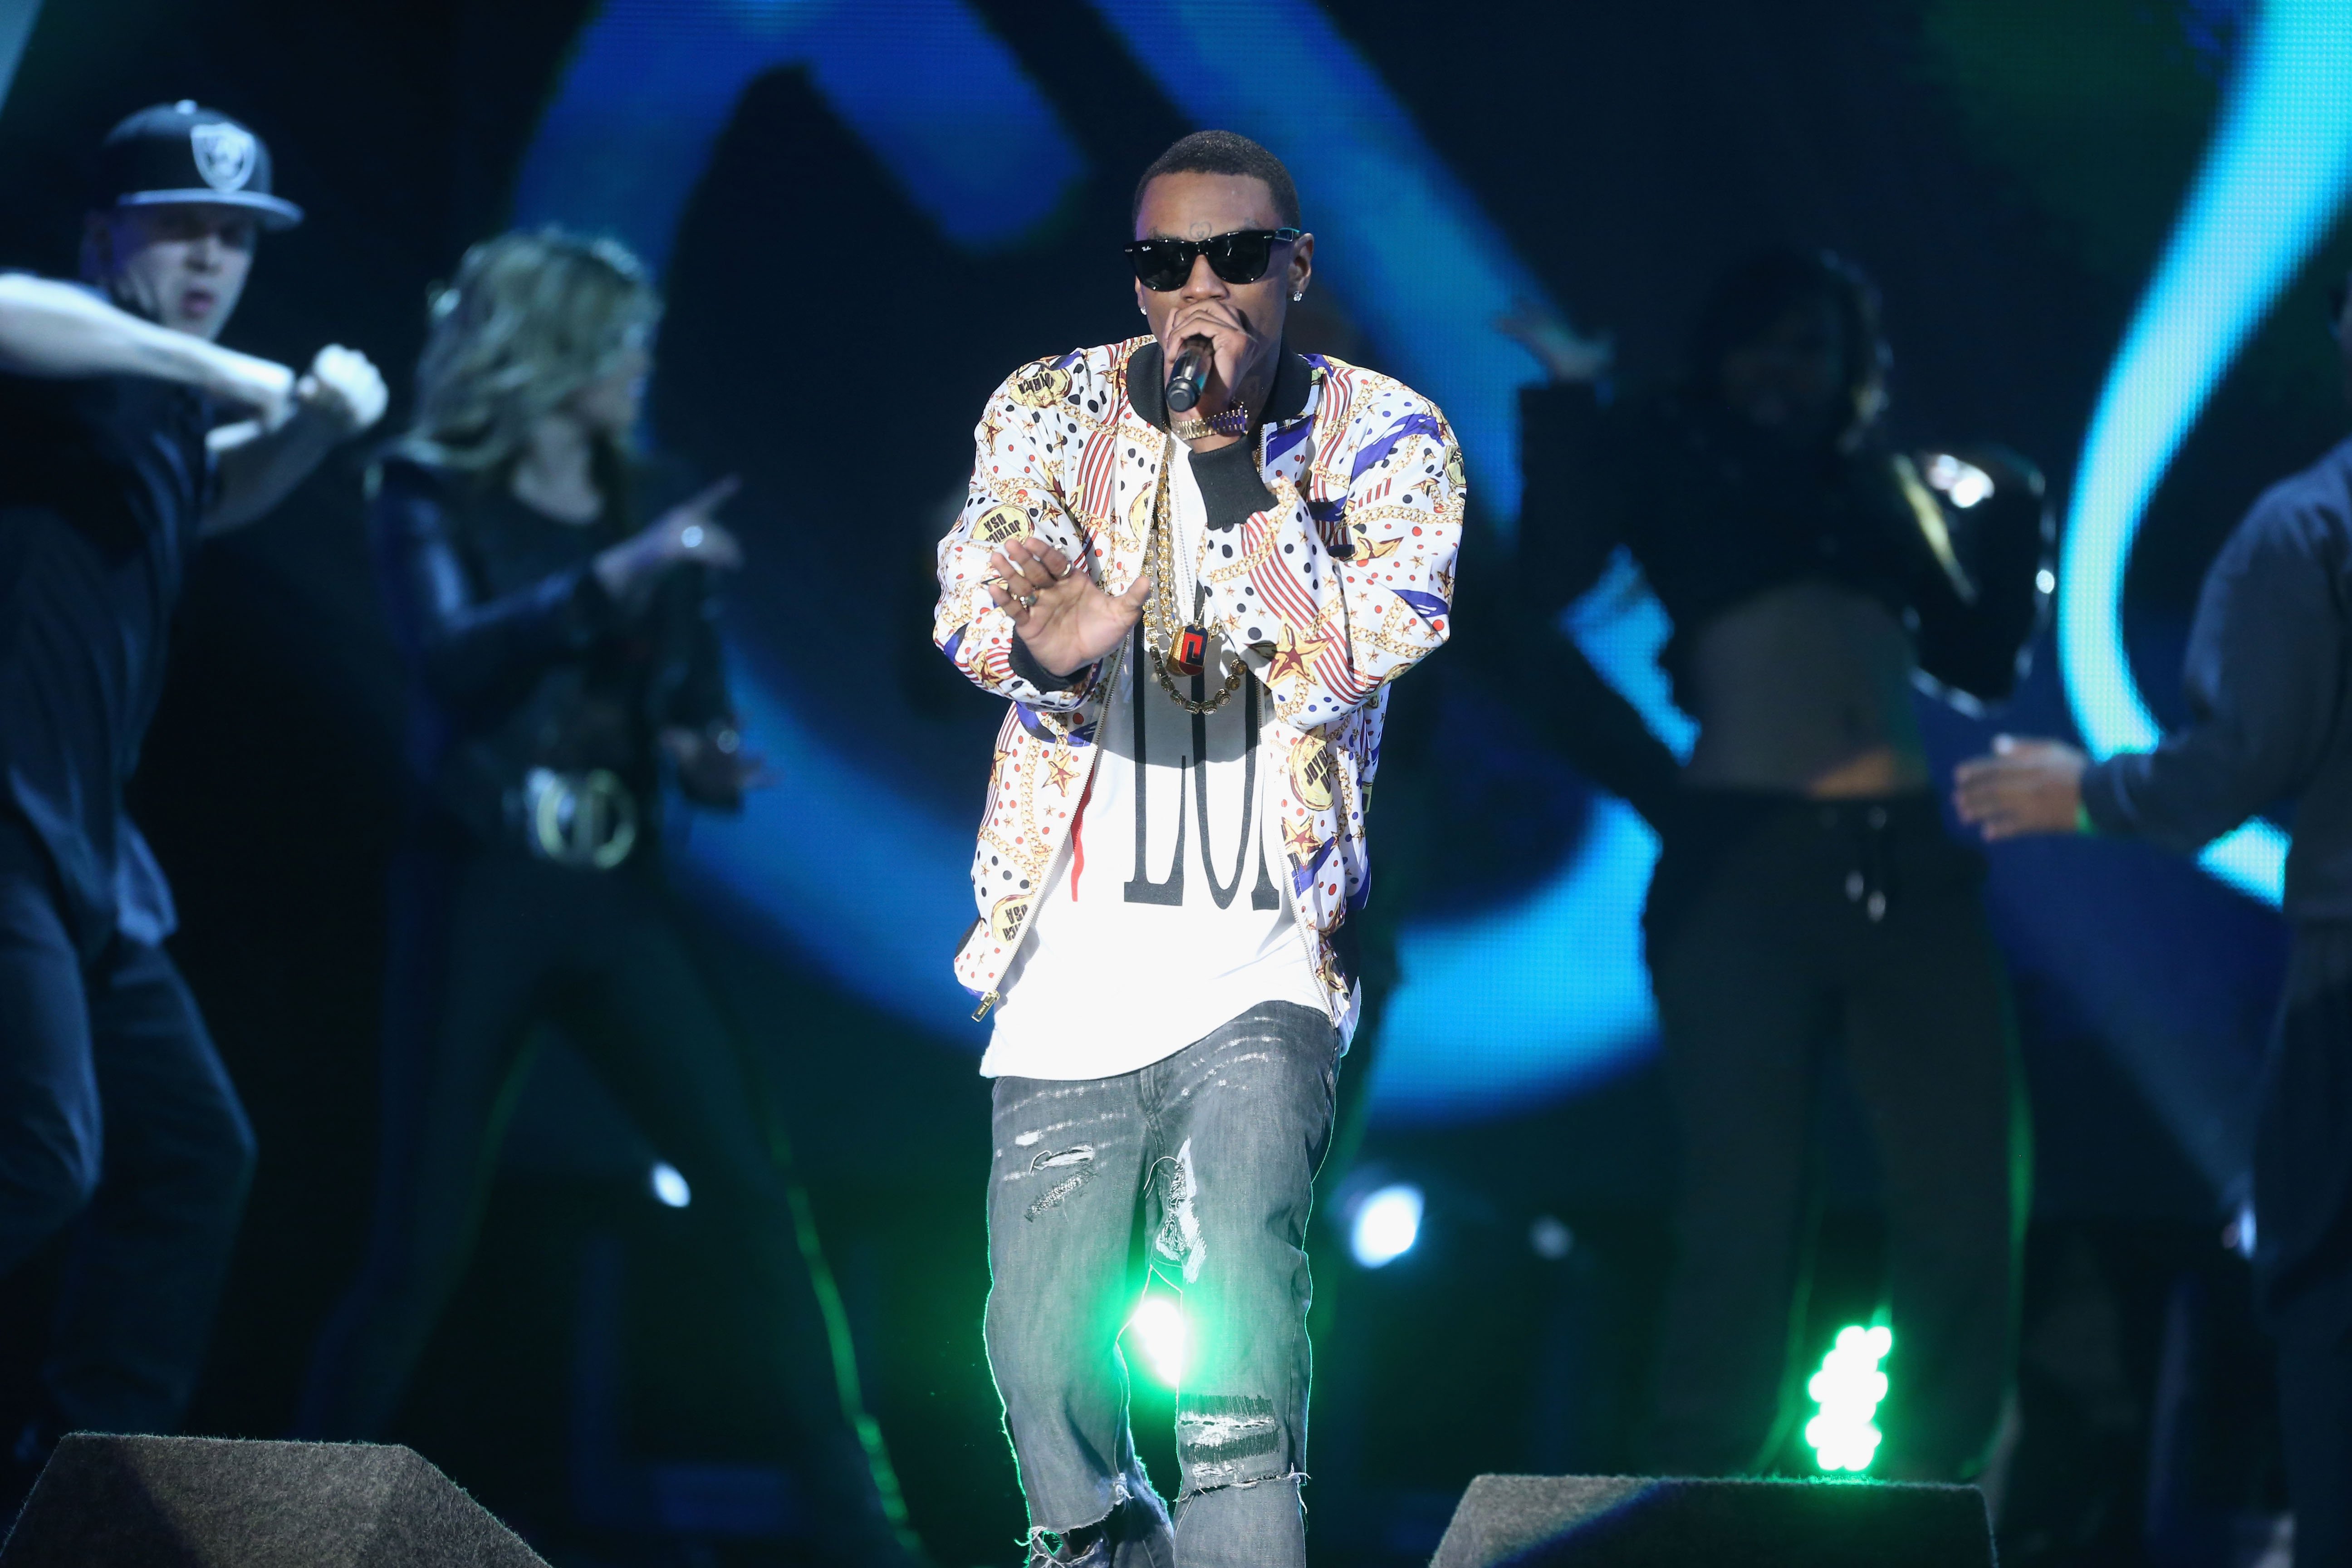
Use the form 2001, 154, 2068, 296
932, 336, 1465, 1038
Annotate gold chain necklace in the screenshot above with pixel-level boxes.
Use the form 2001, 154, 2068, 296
1143, 436, 1244, 715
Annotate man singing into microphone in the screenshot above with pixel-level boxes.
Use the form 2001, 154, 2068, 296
0, 102, 383, 1485
933, 131, 1463, 1566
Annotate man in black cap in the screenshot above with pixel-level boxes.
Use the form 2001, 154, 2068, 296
0, 101, 383, 1476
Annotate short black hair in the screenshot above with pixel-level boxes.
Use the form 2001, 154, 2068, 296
1132, 130, 1301, 230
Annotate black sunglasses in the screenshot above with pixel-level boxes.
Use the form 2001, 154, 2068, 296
1125, 227, 1302, 292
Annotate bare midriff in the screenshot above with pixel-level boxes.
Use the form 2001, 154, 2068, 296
1680, 579, 1931, 799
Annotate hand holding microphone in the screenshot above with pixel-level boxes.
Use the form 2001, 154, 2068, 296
1166, 333, 1213, 413
1158, 302, 1258, 446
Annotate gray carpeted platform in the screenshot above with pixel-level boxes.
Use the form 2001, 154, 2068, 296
1433, 1473, 1994, 1568
0, 1434, 548, 1567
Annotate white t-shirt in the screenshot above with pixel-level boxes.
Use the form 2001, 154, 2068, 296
980, 443, 1327, 1080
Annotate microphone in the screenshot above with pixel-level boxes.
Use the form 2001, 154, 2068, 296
1165, 335, 1212, 413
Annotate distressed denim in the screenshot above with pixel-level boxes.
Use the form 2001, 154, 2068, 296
985, 1001, 1338, 1568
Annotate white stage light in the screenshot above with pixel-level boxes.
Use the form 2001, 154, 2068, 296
650, 1161, 691, 1208
1350, 1183, 1424, 1268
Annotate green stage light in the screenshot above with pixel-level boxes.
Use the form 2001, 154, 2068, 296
1803, 1324, 1893, 1473
1127, 1295, 1188, 1390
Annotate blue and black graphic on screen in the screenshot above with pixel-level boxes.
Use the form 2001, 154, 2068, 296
507, 0, 2338, 1131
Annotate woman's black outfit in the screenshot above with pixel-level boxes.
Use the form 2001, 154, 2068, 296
299, 458, 902, 1550
1511, 382, 2047, 1478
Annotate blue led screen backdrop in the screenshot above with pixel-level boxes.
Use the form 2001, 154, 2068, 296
506, 0, 2343, 1171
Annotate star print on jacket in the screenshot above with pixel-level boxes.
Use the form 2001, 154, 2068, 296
932, 337, 1465, 1036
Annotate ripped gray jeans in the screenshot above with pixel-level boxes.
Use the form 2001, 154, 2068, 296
984, 1001, 1338, 1568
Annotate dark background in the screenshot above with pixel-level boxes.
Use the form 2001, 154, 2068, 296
0, 0, 2342, 1563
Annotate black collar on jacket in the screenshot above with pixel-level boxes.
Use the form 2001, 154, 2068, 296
1126, 339, 1313, 436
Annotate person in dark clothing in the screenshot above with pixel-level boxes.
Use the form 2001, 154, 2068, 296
1496, 250, 2049, 1479
0, 102, 385, 1474
1954, 270, 2352, 1565
294, 229, 924, 1565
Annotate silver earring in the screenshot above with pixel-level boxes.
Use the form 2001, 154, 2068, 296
1292, 290, 1305, 302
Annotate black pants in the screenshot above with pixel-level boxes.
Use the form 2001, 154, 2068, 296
1639, 793, 2024, 1479
2254, 923, 2352, 1567
298, 834, 895, 1541
0, 820, 254, 1435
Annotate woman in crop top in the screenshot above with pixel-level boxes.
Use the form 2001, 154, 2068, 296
1501, 250, 2048, 1481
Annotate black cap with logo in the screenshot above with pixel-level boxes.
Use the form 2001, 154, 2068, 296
96, 101, 302, 230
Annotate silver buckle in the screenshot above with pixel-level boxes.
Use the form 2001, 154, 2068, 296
522, 767, 639, 870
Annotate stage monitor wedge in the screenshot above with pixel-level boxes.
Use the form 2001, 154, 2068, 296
0, 1434, 549, 1568
1433, 1474, 1994, 1568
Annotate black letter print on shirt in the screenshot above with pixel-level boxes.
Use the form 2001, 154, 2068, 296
1125, 627, 1282, 911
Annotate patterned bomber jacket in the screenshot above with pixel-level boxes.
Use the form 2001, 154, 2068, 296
932, 336, 1465, 1038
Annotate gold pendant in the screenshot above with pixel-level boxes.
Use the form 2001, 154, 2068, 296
1169, 624, 1208, 678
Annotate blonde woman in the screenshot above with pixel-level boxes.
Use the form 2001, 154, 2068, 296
297, 230, 920, 1563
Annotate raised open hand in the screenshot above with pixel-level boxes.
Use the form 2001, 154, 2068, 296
1495, 299, 1614, 385
987, 536, 1148, 679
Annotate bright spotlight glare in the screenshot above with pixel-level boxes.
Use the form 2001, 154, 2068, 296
649, 1161, 691, 1208
1804, 1324, 1893, 1473
1351, 1183, 1424, 1268
2036, 568, 2057, 595
1127, 1295, 1188, 1388
2226, 1199, 2257, 1259
1923, 452, 1994, 509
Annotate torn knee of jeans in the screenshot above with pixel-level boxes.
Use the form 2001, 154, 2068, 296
1025, 1520, 1111, 1567
1023, 1479, 1136, 1568
1176, 1392, 1284, 1491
